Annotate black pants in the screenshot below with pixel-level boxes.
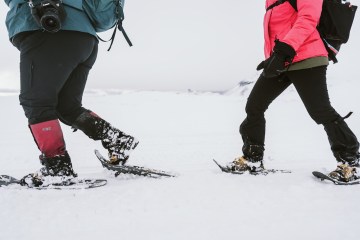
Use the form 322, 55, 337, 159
13, 30, 98, 125
240, 66, 359, 161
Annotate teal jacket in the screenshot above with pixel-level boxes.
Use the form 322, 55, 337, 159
4, 0, 97, 39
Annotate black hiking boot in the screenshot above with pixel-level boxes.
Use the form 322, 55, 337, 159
20, 151, 77, 187
72, 111, 139, 165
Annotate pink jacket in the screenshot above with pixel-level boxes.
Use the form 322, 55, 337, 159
264, 0, 328, 63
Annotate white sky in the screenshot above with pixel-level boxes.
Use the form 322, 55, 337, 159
1, 0, 359, 91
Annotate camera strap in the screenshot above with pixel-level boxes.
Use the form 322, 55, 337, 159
27, 0, 41, 26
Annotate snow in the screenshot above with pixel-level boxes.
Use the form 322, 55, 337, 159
0, 82, 359, 240
1, 0, 360, 238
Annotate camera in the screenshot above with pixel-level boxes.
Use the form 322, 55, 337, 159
29, 0, 66, 33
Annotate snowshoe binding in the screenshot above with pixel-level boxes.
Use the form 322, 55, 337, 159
20, 152, 78, 188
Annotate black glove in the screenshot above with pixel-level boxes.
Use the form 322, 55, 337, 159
256, 60, 266, 71
257, 40, 296, 78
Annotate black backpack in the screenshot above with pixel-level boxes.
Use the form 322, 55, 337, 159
267, 0, 358, 63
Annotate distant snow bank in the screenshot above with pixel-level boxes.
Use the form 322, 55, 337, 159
0, 82, 255, 97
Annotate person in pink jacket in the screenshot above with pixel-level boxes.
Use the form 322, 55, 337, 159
227, 0, 359, 182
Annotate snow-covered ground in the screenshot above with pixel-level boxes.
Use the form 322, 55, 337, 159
0, 77, 359, 239
1, 0, 360, 238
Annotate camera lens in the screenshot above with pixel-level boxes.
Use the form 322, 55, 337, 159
40, 10, 61, 33
45, 18, 56, 27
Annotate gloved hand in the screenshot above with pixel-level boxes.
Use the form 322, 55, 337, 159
257, 40, 296, 78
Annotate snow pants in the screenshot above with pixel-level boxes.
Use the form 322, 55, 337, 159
240, 66, 359, 163
13, 30, 98, 125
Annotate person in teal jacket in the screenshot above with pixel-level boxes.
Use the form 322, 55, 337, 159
3, 0, 138, 187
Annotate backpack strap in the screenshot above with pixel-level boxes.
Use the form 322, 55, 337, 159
266, 0, 297, 11
116, 5, 132, 47
97, 1, 133, 51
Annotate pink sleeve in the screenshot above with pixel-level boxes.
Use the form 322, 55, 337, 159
282, 0, 323, 51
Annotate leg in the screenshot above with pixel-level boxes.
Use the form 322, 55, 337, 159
27, 119, 76, 183
29, 120, 66, 157
16, 31, 73, 159
228, 74, 291, 172
32, 33, 139, 164
13, 31, 97, 186
17, 31, 98, 124
240, 74, 291, 161
56, 38, 98, 125
288, 66, 359, 166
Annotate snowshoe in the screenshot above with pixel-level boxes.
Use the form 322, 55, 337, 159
213, 158, 291, 175
95, 149, 176, 178
312, 170, 360, 185
0, 175, 107, 189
